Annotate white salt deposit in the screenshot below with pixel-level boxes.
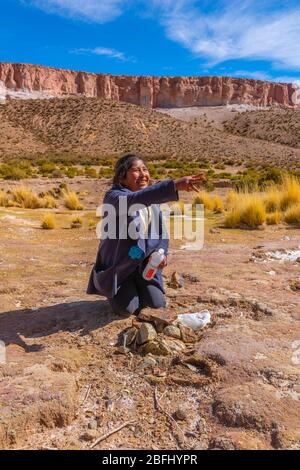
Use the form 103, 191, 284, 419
0, 80, 56, 102
265, 249, 300, 262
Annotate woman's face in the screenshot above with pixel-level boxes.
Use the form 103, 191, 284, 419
121, 159, 150, 192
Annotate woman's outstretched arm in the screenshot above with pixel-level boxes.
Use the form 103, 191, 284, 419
104, 174, 206, 212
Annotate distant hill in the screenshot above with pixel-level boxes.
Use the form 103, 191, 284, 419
224, 108, 300, 148
0, 97, 299, 169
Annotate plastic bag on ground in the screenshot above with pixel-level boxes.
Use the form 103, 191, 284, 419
177, 310, 211, 331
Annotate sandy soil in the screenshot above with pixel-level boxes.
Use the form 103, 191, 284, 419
0, 179, 300, 450
156, 104, 266, 130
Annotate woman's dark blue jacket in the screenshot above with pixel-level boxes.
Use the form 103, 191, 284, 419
86, 179, 179, 299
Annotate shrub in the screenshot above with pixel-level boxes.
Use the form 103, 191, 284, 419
71, 216, 83, 228
280, 176, 300, 210
41, 213, 56, 229
43, 195, 58, 209
224, 193, 266, 228
212, 195, 224, 213
193, 192, 214, 211
239, 197, 266, 228
224, 209, 241, 228
0, 190, 10, 207
264, 187, 282, 213
0, 165, 27, 180
84, 167, 97, 178
65, 167, 78, 178
170, 201, 186, 215
266, 211, 282, 225
12, 186, 43, 209
63, 190, 84, 210
284, 204, 300, 225
88, 218, 97, 229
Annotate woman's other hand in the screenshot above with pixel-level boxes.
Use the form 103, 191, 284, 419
158, 255, 168, 269
175, 173, 207, 192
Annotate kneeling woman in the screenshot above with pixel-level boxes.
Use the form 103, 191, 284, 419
87, 154, 205, 316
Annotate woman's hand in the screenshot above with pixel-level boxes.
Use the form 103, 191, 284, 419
175, 173, 207, 192
158, 255, 167, 269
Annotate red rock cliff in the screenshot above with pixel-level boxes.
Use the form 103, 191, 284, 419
0, 62, 297, 108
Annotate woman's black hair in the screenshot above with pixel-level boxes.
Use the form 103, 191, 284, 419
113, 153, 147, 185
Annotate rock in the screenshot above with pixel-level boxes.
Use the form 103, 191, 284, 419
290, 280, 300, 291
168, 271, 185, 289
138, 355, 157, 369
0, 63, 295, 107
88, 420, 98, 430
138, 308, 177, 329
209, 228, 221, 234
296, 257, 300, 263
182, 273, 200, 283
122, 327, 138, 346
178, 325, 197, 344
136, 323, 157, 345
163, 325, 181, 340
173, 408, 188, 421
80, 430, 98, 442
138, 337, 186, 356
209, 436, 236, 450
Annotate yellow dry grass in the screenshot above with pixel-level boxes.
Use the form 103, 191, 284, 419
0, 190, 10, 207
224, 192, 266, 228
41, 213, 56, 229
284, 204, 300, 225
63, 189, 84, 210
266, 211, 282, 225
11, 186, 43, 209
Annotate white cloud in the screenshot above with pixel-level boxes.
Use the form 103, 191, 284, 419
230, 70, 273, 81
72, 46, 128, 61
153, 0, 300, 70
273, 77, 300, 86
26, 0, 125, 23
23, 0, 300, 73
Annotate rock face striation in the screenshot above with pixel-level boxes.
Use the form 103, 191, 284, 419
0, 62, 298, 108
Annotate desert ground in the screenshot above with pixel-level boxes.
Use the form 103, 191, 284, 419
0, 176, 300, 450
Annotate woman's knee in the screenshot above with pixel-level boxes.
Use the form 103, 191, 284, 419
109, 296, 139, 316
141, 286, 166, 309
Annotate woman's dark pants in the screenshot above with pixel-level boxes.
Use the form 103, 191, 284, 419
109, 269, 166, 316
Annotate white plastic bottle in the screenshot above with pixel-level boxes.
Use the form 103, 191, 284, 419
142, 248, 165, 281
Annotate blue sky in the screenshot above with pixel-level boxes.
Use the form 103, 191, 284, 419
1, 0, 300, 84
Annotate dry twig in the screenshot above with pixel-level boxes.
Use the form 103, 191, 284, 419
81, 384, 92, 406
89, 421, 136, 449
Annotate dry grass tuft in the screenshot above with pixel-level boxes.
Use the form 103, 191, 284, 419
63, 189, 84, 210
11, 186, 43, 209
41, 213, 56, 229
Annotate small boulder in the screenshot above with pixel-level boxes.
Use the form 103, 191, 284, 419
88, 420, 98, 430
168, 271, 185, 289
163, 325, 181, 340
173, 408, 188, 421
179, 324, 197, 344
80, 430, 98, 442
136, 323, 157, 345
139, 337, 186, 356
138, 308, 177, 329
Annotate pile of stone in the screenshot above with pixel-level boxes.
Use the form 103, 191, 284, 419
120, 308, 203, 357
